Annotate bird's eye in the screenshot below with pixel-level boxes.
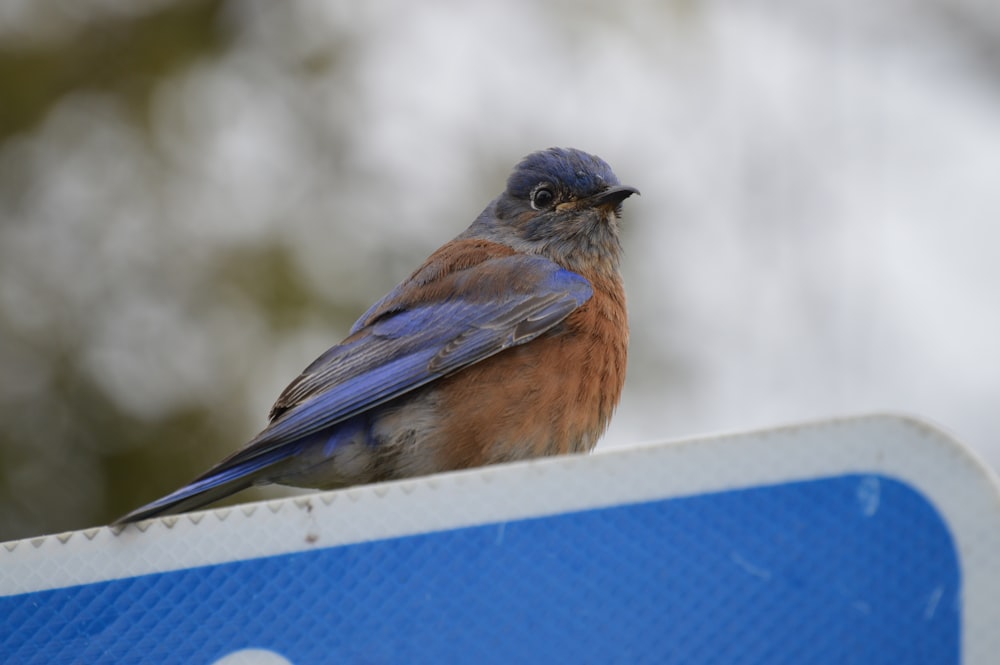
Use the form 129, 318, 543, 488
530, 185, 556, 210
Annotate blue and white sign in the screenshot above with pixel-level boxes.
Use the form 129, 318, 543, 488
2, 415, 998, 664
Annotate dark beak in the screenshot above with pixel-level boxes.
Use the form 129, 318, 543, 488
591, 184, 640, 209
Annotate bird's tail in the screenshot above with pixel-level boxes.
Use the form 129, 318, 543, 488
112, 450, 286, 525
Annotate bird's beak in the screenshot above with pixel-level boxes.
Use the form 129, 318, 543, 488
558, 185, 640, 213
592, 185, 640, 209
556, 185, 639, 214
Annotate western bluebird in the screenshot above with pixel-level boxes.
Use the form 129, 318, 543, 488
115, 147, 638, 524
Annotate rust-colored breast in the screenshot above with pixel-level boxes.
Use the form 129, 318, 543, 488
434, 268, 628, 469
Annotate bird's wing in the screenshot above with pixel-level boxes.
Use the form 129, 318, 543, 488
207, 251, 592, 473
115, 251, 592, 524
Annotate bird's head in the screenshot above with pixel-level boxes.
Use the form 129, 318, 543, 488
465, 147, 639, 274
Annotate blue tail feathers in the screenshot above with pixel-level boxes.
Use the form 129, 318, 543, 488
112, 447, 295, 524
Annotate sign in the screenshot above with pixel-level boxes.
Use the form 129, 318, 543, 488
2, 415, 998, 663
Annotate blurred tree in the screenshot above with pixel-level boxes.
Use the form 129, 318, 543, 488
0, 0, 228, 142
0, 0, 281, 539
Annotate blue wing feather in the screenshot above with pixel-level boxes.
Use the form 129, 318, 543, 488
221, 259, 592, 469
114, 254, 592, 523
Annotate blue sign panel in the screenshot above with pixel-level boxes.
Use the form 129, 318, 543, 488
1, 474, 959, 664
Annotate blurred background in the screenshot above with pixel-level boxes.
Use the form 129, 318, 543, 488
0, 0, 998, 541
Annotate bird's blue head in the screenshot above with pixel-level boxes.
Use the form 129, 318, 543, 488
506, 148, 623, 204
464, 148, 639, 274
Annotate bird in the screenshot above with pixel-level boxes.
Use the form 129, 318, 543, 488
115, 147, 638, 524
